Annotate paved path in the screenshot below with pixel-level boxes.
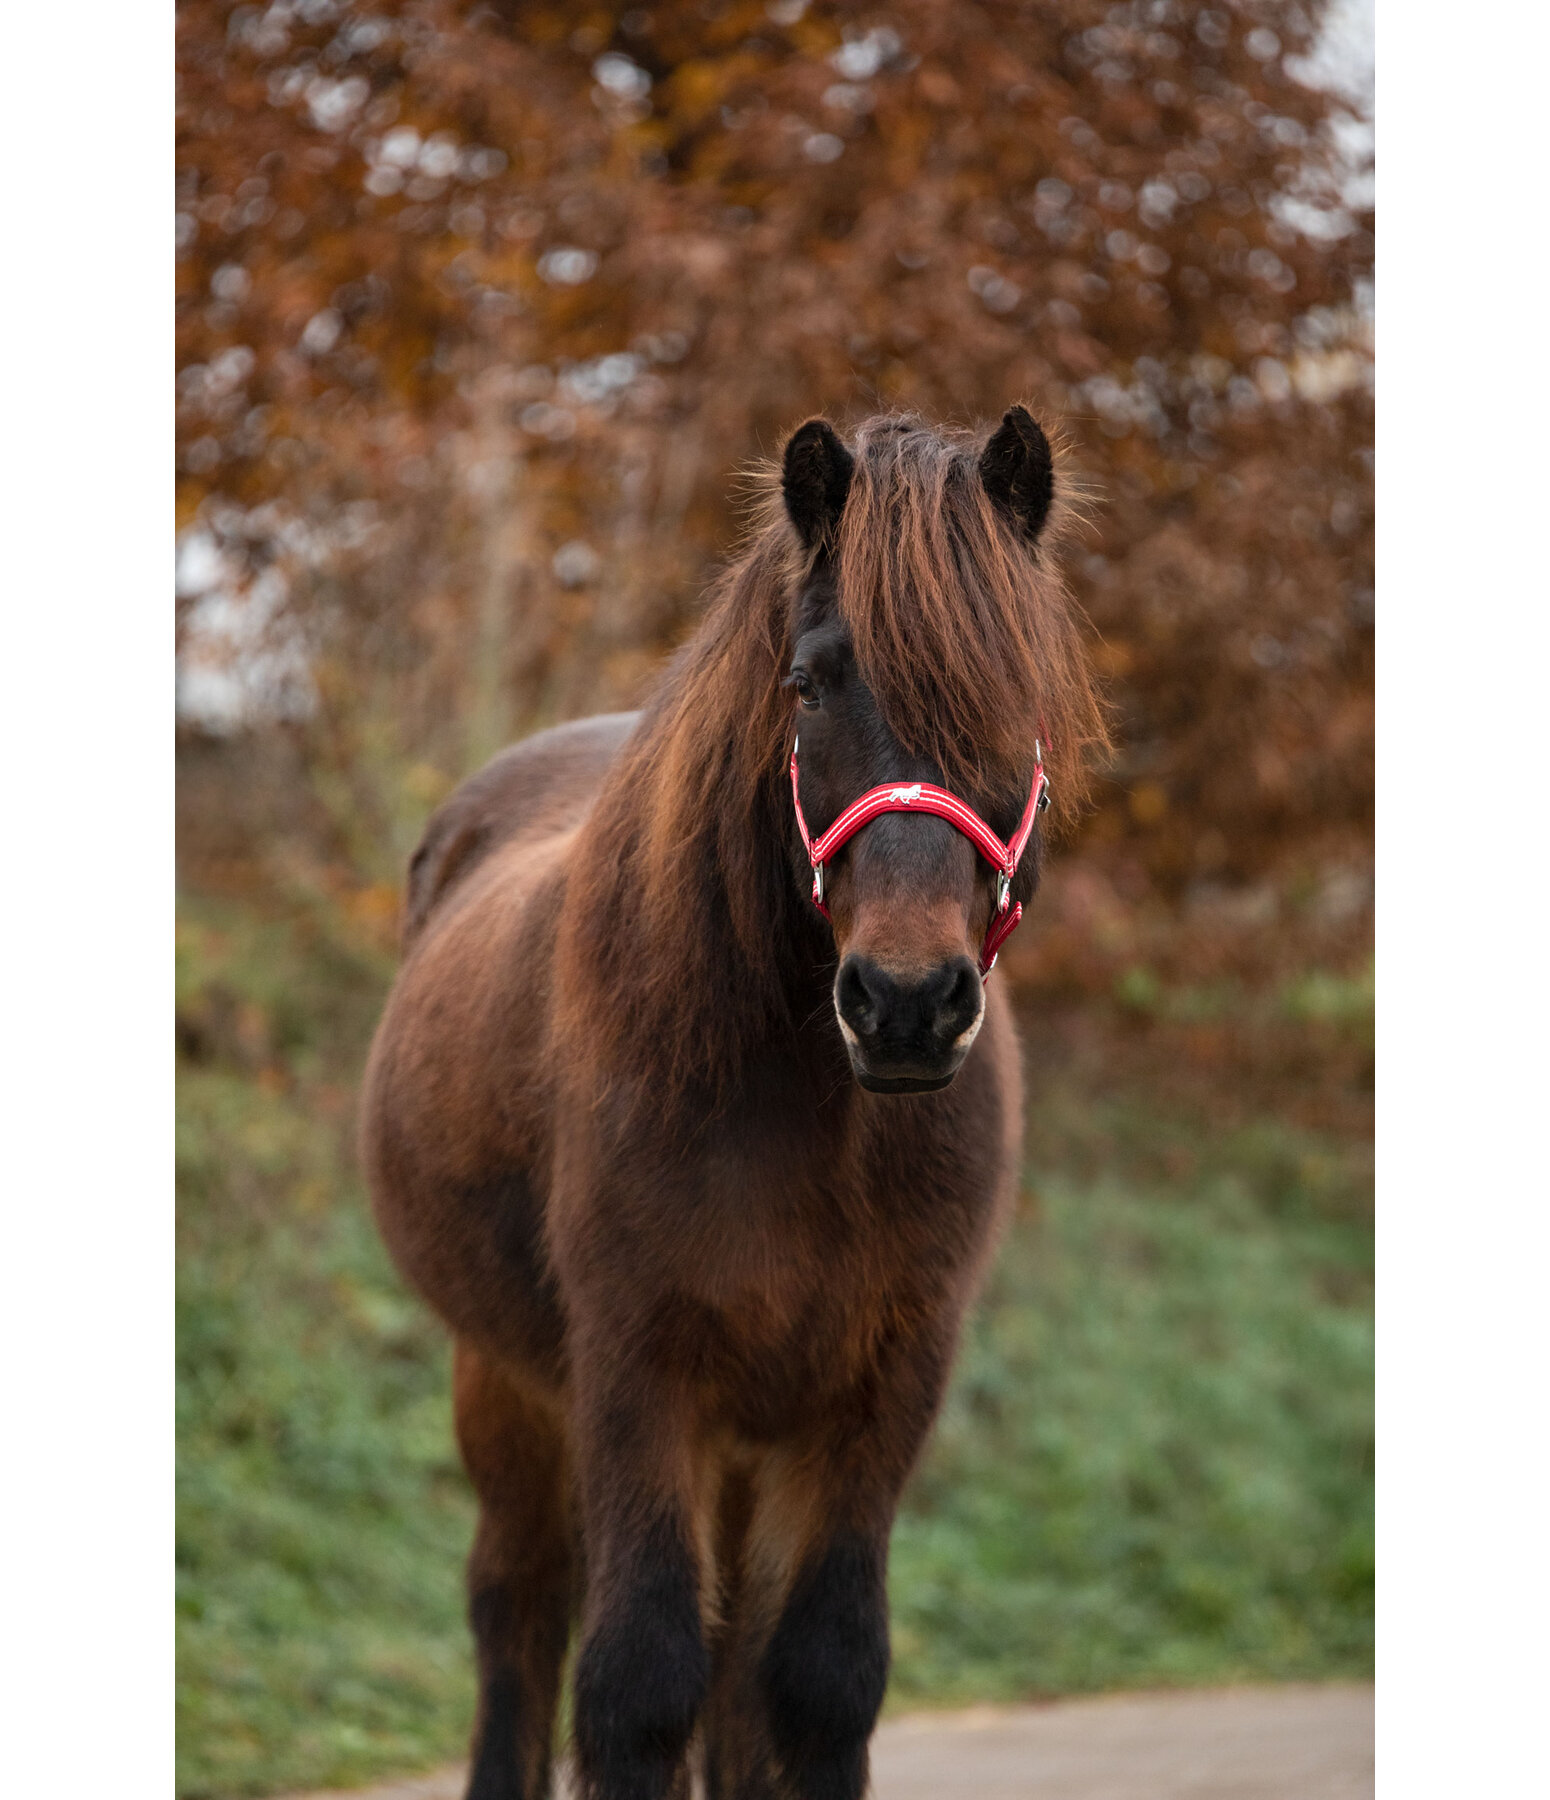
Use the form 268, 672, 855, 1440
281, 1683, 1373, 1800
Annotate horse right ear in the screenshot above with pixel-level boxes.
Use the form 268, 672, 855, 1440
781, 419, 855, 550
979, 405, 1056, 546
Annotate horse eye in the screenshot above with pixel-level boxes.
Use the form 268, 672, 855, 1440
791, 673, 820, 709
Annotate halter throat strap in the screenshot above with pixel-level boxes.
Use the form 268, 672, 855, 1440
789, 740, 1049, 977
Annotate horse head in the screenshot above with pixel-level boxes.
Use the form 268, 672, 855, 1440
778, 409, 1065, 1096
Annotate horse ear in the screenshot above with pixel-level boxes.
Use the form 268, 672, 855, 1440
978, 405, 1056, 545
781, 418, 855, 549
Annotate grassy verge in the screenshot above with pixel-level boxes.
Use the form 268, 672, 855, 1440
890, 1097, 1372, 1699
177, 900, 476, 1797
176, 895, 1371, 1797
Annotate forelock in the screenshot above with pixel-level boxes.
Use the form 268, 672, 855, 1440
832, 413, 1108, 811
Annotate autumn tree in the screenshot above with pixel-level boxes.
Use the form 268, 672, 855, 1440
177, 0, 1372, 992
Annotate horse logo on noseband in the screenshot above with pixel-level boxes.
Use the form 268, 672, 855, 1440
888, 783, 923, 804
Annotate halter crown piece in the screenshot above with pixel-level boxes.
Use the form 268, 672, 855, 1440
789, 739, 1050, 977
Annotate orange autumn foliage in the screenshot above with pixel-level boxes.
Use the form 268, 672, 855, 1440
177, 0, 1371, 1002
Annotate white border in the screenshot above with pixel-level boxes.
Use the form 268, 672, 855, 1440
0, 4, 172, 1794
1379, 2, 1550, 1793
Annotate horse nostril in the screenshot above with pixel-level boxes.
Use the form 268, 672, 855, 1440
836, 957, 885, 1036
930, 958, 983, 1043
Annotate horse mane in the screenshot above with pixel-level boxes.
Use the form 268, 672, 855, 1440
556, 411, 1111, 1110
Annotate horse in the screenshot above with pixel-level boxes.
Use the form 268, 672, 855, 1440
361, 407, 1108, 1800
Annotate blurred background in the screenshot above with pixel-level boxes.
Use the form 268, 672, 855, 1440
174, 1, 1372, 1794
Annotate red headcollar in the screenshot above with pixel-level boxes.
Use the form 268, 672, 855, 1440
789, 740, 1050, 976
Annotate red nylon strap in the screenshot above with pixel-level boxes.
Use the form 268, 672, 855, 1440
789, 741, 1048, 977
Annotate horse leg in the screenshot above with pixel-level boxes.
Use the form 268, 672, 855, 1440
701, 1478, 886, 1800
568, 1361, 709, 1800
702, 1429, 910, 1800
453, 1343, 574, 1800
757, 1335, 958, 1800
760, 1524, 890, 1800
699, 1463, 780, 1800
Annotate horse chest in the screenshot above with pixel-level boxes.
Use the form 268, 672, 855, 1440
669, 1175, 989, 1433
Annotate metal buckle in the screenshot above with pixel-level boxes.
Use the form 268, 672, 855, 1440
813, 861, 825, 906
1037, 783, 1052, 814
995, 870, 1011, 913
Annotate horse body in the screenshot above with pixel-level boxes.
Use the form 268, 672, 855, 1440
370, 704, 1018, 1380
362, 410, 1106, 1800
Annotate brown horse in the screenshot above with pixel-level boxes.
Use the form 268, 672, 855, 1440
361, 409, 1107, 1800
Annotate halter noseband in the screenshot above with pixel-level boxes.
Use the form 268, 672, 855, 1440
789, 739, 1050, 977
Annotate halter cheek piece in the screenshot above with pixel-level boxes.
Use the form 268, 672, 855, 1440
789, 739, 1050, 977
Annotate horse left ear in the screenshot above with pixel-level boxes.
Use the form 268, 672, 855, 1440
978, 406, 1055, 545
782, 418, 855, 550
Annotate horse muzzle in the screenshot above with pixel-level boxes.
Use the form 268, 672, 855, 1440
834, 953, 985, 1094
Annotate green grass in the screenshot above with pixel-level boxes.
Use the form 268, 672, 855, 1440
177, 901, 476, 1798
176, 895, 1372, 1796
890, 1102, 1372, 1700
